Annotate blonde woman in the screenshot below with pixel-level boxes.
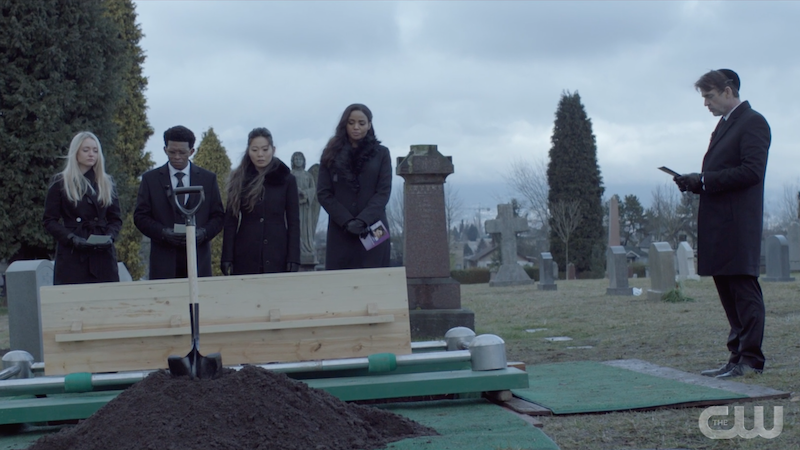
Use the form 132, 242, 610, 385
43, 131, 122, 284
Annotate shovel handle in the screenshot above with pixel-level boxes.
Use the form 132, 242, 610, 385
173, 186, 205, 226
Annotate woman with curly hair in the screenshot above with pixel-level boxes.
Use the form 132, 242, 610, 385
43, 131, 121, 285
317, 104, 391, 270
221, 127, 300, 275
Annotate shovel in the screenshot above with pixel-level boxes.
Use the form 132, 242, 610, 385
167, 185, 223, 379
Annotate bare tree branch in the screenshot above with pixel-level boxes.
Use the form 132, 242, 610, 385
444, 184, 463, 243
507, 157, 549, 232
550, 199, 582, 267
646, 182, 685, 248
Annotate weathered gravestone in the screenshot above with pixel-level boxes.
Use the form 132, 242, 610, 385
538, 252, 557, 291
606, 246, 633, 295
608, 196, 621, 247
566, 263, 576, 280
485, 203, 533, 287
762, 235, 795, 282
788, 222, 800, 272
676, 242, 700, 282
397, 145, 474, 337
647, 242, 675, 301
5, 260, 53, 361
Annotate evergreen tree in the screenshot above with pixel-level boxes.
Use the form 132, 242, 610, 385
619, 194, 645, 246
0, 0, 126, 261
104, 0, 154, 280
546, 91, 605, 276
192, 128, 231, 276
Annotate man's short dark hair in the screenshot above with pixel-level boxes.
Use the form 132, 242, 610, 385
163, 125, 196, 148
695, 69, 740, 98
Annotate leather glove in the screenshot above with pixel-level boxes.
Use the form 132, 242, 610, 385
67, 233, 91, 250
675, 173, 703, 194
220, 261, 233, 276
161, 228, 186, 247
91, 240, 113, 252
345, 219, 367, 235
286, 262, 300, 272
195, 227, 207, 243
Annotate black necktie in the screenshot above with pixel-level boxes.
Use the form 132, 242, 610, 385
175, 172, 186, 205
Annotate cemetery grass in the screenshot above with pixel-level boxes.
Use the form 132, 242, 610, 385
0, 283, 796, 449
461, 277, 800, 450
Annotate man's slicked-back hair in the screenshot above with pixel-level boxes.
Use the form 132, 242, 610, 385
164, 125, 196, 148
695, 69, 740, 98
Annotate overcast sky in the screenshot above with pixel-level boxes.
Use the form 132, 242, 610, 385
133, 1, 800, 223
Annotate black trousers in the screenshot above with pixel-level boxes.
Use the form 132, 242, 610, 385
713, 275, 765, 370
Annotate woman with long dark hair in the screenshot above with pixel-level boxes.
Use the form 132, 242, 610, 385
221, 127, 300, 275
43, 131, 121, 285
317, 104, 391, 269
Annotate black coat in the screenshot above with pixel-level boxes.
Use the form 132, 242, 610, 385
42, 168, 122, 285
221, 161, 301, 275
317, 142, 391, 270
134, 162, 225, 279
697, 101, 770, 276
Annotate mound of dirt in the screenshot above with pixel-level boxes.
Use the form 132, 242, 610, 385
28, 365, 438, 450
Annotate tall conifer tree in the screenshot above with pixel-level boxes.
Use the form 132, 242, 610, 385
0, 0, 125, 261
546, 91, 605, 275
104, 0, 154, 280
193, 128, 231, 276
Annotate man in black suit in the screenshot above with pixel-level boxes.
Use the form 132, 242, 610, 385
674, 69, 770, 378
134, 126, 225, 279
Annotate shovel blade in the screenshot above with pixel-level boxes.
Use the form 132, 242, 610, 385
198, 352, 223, 379
167, 355, 192, 378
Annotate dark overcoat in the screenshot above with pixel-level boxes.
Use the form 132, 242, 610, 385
697, 101, 770, 276
317, 142, 391, 270
134, 162, 225, 279
221, 161, 301, 275
42, 168, 122, 285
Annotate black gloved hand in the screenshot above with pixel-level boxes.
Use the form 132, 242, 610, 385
161, 228, 186, 247
675, 173, 703, 194
67, 233, 91, 250
91, 240, 113, 252
220, 261, 233, 276
345, 219, 367, 235
195, 227, 207, 243
286, 262, 300, 272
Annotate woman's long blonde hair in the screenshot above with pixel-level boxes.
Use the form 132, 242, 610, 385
59, 131, 115, 206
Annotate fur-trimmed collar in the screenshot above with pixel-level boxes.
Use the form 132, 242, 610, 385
333, 139, 378, 191
246, 158, 292, 186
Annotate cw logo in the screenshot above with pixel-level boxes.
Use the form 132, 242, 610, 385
698, 406, 783, 439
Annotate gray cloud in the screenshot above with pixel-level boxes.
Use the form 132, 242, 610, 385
134, 1, 800, 216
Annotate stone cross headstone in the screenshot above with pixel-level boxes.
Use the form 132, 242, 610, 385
484, 203, 534, 287
606, 246, 633, 295
567, 263, 576, 280
608, 196, 621, 247
647, 242, 675, 301
5, 260, 53, 361
762, 235, 795, 282
788, 222, 800, 272
675, 242, 700, 282
397, 145, 473, 337
538, 252, 557, 291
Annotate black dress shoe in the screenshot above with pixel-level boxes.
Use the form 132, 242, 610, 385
701, 362, 736, 377
715, 363, 763, 379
